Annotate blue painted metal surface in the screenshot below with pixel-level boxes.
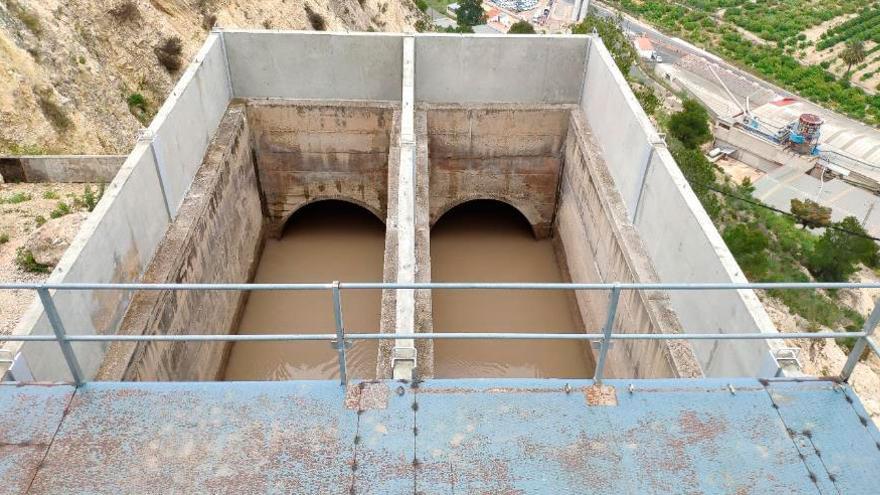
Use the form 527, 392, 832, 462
0, 384, 73, 494
3, 379, 879, 494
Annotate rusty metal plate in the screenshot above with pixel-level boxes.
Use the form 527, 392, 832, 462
7, 378, 880, 493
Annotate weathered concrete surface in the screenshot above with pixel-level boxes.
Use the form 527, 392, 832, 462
427, 104, 572, 239
0, 155, 124, 183
224, 31, 404, 101
2, 33, 232, 382
582, 37, 781, 377
377, 110, 434, 380
97, 105, 263, 381
247, 101, 393, 237
414, 35, 589, 104
148, 34, 233, 216
7, 141, 169, 382
9, 379, 880, 493
556, 112, 702, 379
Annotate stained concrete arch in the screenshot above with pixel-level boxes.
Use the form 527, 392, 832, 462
430, 195, 544, 239
276, 197, 386, 237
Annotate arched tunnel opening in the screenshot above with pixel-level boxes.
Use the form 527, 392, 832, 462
430, 200, 595, 378
223, 200, 384, 381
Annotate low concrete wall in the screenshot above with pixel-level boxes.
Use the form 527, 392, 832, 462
0, 155, 124, 183
555, 112, 702, 378
223, 31, 404, 101
581, 38, 781, 377
98, 105, 263, 381
247, 101, 394, 236
426, 104, 571, 238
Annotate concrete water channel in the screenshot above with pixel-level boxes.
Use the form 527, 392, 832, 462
4, 31, 783, 384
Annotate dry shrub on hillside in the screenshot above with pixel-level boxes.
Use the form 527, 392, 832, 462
154, 36, 183, 72
109, 1, 141, 22
304, 5, 326, 31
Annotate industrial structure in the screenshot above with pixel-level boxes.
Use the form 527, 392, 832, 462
1, 31, 879, 491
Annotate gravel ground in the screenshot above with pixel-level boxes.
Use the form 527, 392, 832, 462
0, 182, 95, 335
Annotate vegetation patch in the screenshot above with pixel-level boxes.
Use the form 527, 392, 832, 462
154, 36, 183, 73
108, 1, 141, 23
0, 192, 33, 204
7, 0, 42, 36
304, 5, 327, 31
508, 21, 535, 35
36, 89, 73, 132
15, 247, 51, 273
126, 92, 150, 124
49, 201, 71, 219
0, 233, 9, 244
817, 7, 880, 51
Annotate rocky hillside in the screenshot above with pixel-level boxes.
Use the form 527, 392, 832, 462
0, 0, 420, 155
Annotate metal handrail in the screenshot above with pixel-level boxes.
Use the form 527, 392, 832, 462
1, 281, 878, 387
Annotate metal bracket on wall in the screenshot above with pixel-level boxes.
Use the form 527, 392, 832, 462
631, 139, 668, 222
138, 129, 173, 221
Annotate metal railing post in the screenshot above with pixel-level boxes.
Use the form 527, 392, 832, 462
594, 286, 621, 384
36, 287, 84, 386
331, 281, 348, 386
841, 298, 880, 382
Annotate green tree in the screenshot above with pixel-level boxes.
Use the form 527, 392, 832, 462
807, 216, 878, 281
723, 223, 770, 279
507, 20, 535, 34
841, 41, 866, 74
837, 216, 879, 267
456, 0, 484, 27
790, 198, 831, 229
442, 25, 474, 33
634, 86, 660, 115
668, 99, 712, 149
572, 13, 636, 75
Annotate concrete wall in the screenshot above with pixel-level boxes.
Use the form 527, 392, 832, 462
714, 125, 813, 174
149, 34, 233, 215
426, 104, 570, 238
3, 34, 232, 381
223, 31, 403, 101
581, 39, 780, 376
0, 155, 124, 183
98, 106, 262, 381
247, 101, 394, 236
8, 143, 170, 381
414, 35, 589, 104
555, 112, 702, 379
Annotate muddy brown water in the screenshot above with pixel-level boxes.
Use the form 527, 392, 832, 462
430, 201, 595, 379
223, 201, 384, 381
